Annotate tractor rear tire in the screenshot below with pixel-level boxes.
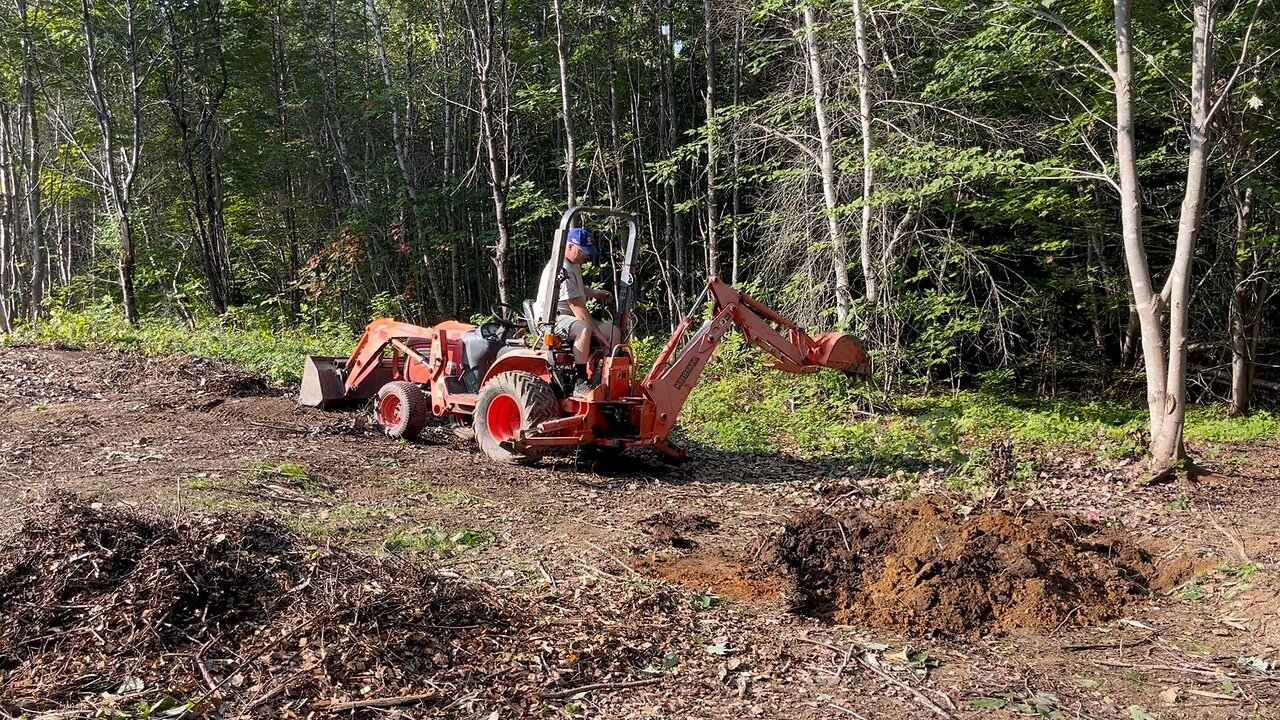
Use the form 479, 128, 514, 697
473, 371, 558, 464
375, 381, 428, 440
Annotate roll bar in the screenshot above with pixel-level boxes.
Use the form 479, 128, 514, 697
534, 206, 640, 343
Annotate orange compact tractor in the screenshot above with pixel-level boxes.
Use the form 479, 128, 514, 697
300, 206, 870, 463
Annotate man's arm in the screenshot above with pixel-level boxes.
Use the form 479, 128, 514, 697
587, 287, 612, 303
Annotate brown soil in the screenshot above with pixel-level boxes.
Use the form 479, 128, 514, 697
641, 511, 720, 548
753, 496, 1192, 637
2, 346, 1278, 719
638, 553, 782, 602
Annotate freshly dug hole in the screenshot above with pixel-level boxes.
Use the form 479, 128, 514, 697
754, 496, 1172, 636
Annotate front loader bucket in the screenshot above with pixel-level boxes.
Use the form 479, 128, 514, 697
299, 356, 348, 408
808, 333, 871, 378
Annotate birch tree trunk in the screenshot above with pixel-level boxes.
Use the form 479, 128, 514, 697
1148, 0, 1216, 473
552, 0, 577, 205
853, 0, 878, 308
703, 0, 719, 279
801, 4, 850, 325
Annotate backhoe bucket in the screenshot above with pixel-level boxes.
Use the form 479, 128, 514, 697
299, 356, 348, 408
808, 333, 871, 378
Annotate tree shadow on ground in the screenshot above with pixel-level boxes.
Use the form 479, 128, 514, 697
542, 436, 905, 490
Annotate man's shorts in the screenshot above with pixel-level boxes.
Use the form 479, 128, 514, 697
553, 315, 586, 341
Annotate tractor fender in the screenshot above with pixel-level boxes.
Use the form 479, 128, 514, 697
481, 348, 552, 385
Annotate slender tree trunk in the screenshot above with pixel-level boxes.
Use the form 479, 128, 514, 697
552, 0, 577, 205
1228, 180, 1254, 415
0, 104, 14, 333
703, 0, 719, 279
661, 8, 686, 307
464, 0, 514, 305
730, 17, 742, 286
853, 0, 878, 309
18, 0, 44, 319
82, 0, 144, 324
1149, 0, 1216, 473
607, 49, 626, 209
118, 207, 138, 324
1113, 0, 1167, 444
1228, 68, 1260, 417
801, 4, 850, 325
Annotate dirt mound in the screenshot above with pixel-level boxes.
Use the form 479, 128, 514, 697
3, 501, 697, 717
640, 553, 783, 602
0, 496, 499, 714
0, 497, 696, 715
754, 497, 1173, 636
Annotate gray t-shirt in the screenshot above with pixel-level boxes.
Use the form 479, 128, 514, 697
535, 258, 584, 321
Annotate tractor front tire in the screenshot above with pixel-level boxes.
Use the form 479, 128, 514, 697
376, 381, 428, 440
473, 371, 558, 464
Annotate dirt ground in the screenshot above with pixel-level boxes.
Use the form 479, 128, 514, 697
1, 345, 1278, 719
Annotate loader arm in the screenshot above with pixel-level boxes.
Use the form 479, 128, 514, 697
641, 278, 870, 453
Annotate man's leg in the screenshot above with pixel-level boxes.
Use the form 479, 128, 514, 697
596, 322, 620, 350
557, 316, 593, 383
572, 324, 591, 365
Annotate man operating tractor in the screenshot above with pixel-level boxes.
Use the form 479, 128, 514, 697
533, 227, 620, 396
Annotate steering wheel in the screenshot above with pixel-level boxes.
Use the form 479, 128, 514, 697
490, 303, 526, 332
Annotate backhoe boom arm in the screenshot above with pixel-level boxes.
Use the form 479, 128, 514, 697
641, 279, 869, 449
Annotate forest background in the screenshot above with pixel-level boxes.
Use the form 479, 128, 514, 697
1, 0, 1276, 474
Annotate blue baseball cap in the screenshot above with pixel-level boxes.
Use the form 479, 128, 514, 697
567, 228, 598, 260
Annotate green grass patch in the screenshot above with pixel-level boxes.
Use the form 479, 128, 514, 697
1184, 408, 1280, 443
679, 337, 1272, 476
283, 504, 388, 539
182, 477, 218, 492
250, 461, 331, 496
383, 527, 495, 556
6, 300, 355, 384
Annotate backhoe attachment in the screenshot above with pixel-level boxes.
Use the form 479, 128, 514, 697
706, 279, 870, 377
641, 278, 871, 455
